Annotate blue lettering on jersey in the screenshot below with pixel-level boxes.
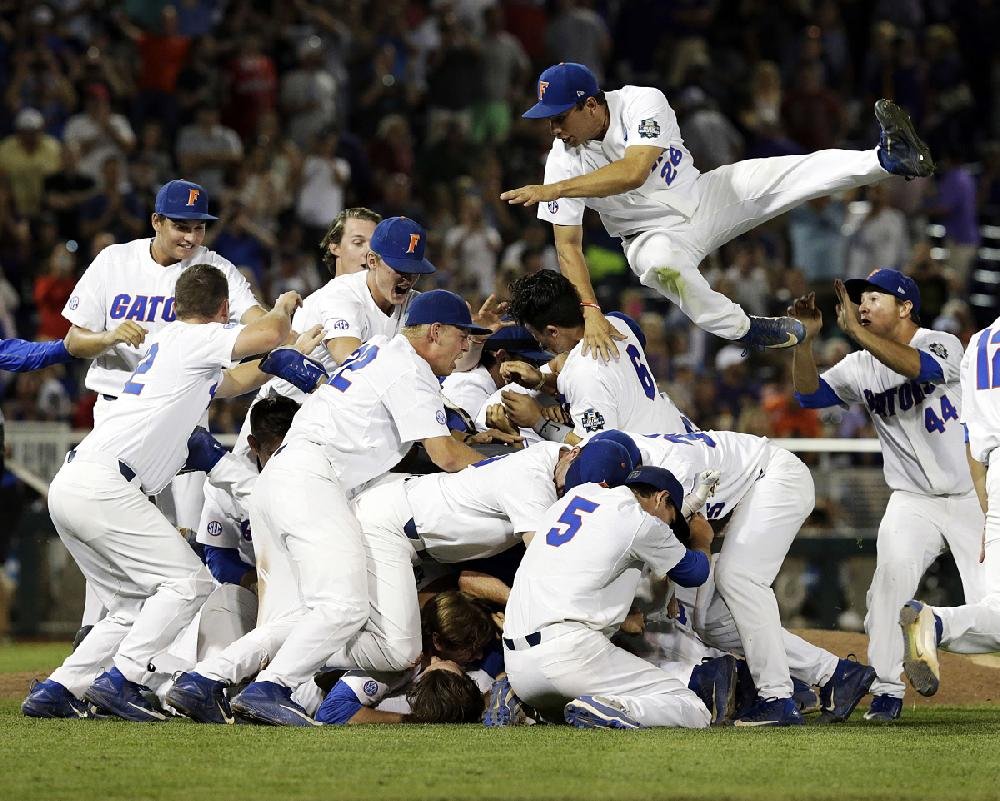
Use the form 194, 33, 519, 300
863, 380, 936, 419
108, 294, 177, 323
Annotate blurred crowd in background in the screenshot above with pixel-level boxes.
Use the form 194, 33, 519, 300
2, 0, 1000, 440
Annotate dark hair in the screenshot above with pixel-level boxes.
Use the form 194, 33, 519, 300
405, 668, 485, 723
507, 269, 584, 331
575, 90, 606, 111
319, 207, 382, 274
421, 591, 496, 659
250, 395, 300, 450
174, 263, 228, 319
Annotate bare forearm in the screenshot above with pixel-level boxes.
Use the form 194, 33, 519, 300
791, 344, 820, 394
216, 360, 269, 398
348, 708, 406, 724
967, 444, 988, 513
851, 327, 921, 378
64, 326, 114, 358
556, 244, 598, 304
457, 571, 511, 605
553, 159, 644, 199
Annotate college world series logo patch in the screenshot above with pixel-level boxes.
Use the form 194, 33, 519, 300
581, 408, 606, 432
929, 342, 948, 360
637, 119, 661, 138
363, 680, 379, 697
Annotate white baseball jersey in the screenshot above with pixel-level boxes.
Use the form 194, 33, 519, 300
632, 430, 771, 521
504, 482, 688, 639
558, 315, 687, 437
261, 271, 418, 402
960, 319, 1000, 464
821, 328, 969, 495
406, 442, 565, 562
74, 321, 243, 495
537, 86, 701, 237
283, 334, 450, 493
473, 382, 544, 446
197, 481, 256, 567
62, 239, 257, 396
440, 365, 496, 421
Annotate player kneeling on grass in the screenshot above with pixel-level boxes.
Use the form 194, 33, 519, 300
500, 465, 726, 729
22, 266, 303, 722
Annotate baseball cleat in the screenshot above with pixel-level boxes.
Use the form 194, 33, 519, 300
165, 671, 234, 724
875, 99, 935, 179
900, 600, 941, 697
564, 695, 641, 729
21, 679, 92, 719
84, 668, 168, 723
72, 624, 94, 651
733, 696, 804, 727
688, 655, 738, 725
818, 656, 877, 723
792, 677, 820, 715
483, 676, 528, 727
230, 680, 321, 727
864, 694, 903, 723
740, 316, 806, 353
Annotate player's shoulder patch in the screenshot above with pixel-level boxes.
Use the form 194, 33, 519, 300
547, 200, 559, 214
223, 322, 237, 329
581, 408, 606, 432
435, 409, 447, 426
637, 119, 661, 139
207, 521, 223, 537
362, 679, 379, 697
330, 318, 350, 330
928, 342, 948, 360
68, 295, 79, 310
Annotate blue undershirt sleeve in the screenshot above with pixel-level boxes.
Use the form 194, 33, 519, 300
794, 377, 843, 409
916, 350, 945, 383
0, 339, 72, 373
315, 681, 364, 725
667, 549, 710, 587
202, 545, 253, 585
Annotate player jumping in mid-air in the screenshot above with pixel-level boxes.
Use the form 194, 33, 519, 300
502, 62, 935, 360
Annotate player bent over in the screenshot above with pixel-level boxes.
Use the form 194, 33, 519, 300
22, 266, 301, 721
899, 316, 1000, 698
503, 62, 934, 359
789, 271, 984, 722
503, 465, 722, 729
229, 290, 494, 726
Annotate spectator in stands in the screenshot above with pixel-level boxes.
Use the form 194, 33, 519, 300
844, 184, 910, 279
925, 146, 980, 294
473, 7, 530, 145
33, 242, 76, 341
78, 156, 145, 244
42, 143, 96, 243
444, 194, 502, 300
781, 59, 845, 151
222, 34, 277, 140
788, 196, 847, 297
0, 109, 62, 220
176, 106, 243, 198
281, 36, 338, 148
4, 49, 76, 139
676, 87, 743, 171
545, 0, 611, 83
62, 83, 136, 186
295, 128, 351, 246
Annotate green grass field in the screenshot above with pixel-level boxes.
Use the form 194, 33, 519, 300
3, 643, 1000, 801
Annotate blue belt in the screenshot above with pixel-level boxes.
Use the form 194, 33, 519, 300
503, 631, 542, 651
67, 449, 136, 482
403, 518, 419, 540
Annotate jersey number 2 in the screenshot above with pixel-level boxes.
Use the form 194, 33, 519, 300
122, 344, 159, 395
545, 496, 600, 547
330, 344, 379, 392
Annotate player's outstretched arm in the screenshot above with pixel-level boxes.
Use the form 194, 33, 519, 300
64, 321, 147, 358
501, 146, 662, 203
230, 291, 301, 361
217, 323, 324, 398
789, 292, 823, 394
422, 433, 487, 473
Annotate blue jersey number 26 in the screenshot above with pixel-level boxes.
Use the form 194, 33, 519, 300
546, 496, 600, 547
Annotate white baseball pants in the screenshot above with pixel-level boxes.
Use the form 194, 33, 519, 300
713, 445, 814, 699
505, 623, 710, 728
932, 462, 1000, 653
866, 489, 984, 697
251, 441, 370, 690
628, 149, 886, 339
47, 454, 214, 694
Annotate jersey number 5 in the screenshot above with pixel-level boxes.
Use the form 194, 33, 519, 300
545, 496, 600, 547
122, 343, 159, 395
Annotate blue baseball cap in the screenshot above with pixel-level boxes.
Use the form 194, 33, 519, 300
589, 430, 642, 472
563, 439, 636, 493
405, 289, 492, 334
623, 465, 689, 540
844, 268, 921, 313
523, 62, 600, 119
483, 325, 552, 362
154, 179, 217, 221
370, 216, 436, 274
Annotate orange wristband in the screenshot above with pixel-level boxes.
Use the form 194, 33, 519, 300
580, 301, 601, 311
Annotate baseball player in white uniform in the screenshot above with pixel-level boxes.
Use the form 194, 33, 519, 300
501, 62, 934, 360
61, 179, 265, 631
496, 269, 691, 442
588, 429, 876, 724
790, 270, 984, 722
503, 465, 720, 729
22, 265, 300, 721
319, 207, 381, 278
229, 289, 494, 726
898, 317, 1000, 698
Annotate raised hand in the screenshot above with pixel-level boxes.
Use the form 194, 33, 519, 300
787, 291, 823, 343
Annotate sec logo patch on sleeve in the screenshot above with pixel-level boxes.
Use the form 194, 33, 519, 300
547, 200, 559, 214
68, 296, 79, 310
363, 680, 379, 697
435, 409, 447, 425
331, 319, 350, 330
207, 521, 223, 536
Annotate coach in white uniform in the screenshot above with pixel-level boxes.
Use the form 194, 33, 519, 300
501, 63, 935, 359
898, 316, 1000, 698
790, 271, 984, 722
504, 466, 713, 729
497, 269, 690, 442
21, 266, 299, 721
230, 289, 494, 726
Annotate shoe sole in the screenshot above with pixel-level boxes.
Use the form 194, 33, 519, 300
83, 688, 167, 722
874, 100, 935, 178
863, 710, 900, 723
565, 697, 640, 729
819, 666, 877, 724
165, 686, 233, 725
900, 603, 941, 697
230, 699, 321, 727
21, 700, 91, 719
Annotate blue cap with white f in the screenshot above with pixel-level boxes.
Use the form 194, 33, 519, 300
155, 179, 218, 221
369, 216, 436, 274
522, 63, 600, 119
